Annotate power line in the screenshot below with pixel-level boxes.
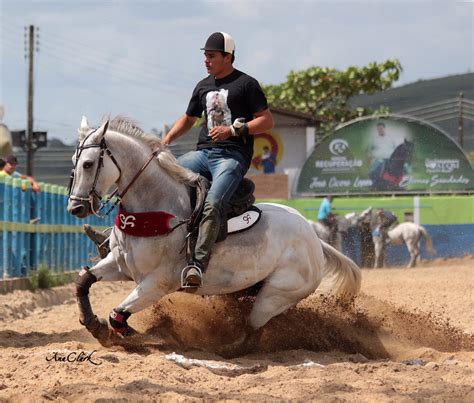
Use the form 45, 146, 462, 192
38, 44, 190, 97
396, 98, 459, 115
3, 21, 195, 100
36, 63, 164, 118
39, 38, 190, 87
39, 27, 198, 83
4, 19, 198, 88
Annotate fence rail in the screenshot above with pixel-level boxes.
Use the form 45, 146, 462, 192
0, 175, 115, 279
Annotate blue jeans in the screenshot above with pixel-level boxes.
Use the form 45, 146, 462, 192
178, 148, 248, 209
178, 148, 248, 266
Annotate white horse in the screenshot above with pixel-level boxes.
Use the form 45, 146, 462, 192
308, 207, 373, 251
67, 116, 362, 348
372, 221, 436, 268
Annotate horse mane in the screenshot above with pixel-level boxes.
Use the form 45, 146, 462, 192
108, 116, 200, 186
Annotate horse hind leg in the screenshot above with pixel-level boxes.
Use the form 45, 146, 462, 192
406, 241, 420, 268
248, 266, 317, 332
373, 238, 385, 268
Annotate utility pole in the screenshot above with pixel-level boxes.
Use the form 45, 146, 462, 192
26, 25, 36, 176
458, 92, 464, 148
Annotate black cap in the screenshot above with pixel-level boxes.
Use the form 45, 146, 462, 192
201, 32, 235, 54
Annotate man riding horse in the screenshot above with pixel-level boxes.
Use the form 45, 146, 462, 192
85, 32, 274, 288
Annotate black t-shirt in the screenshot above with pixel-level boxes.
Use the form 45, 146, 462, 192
186, 69, 268, 165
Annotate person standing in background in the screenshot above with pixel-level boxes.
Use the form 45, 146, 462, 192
317, 195, 337, 245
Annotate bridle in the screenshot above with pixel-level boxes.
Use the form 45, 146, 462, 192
67, 126, 159, 218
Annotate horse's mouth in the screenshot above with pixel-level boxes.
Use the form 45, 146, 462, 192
67, 199, 93, 218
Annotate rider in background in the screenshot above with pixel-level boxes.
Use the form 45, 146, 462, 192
162, 32, 274, 287
376, 208, 398, 238
317, 195, 338, 245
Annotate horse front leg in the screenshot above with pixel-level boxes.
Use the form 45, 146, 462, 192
75, 253, 132, 346
107, 273, 167, 338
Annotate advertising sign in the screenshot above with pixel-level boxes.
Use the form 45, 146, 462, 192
297, 115, 474, 194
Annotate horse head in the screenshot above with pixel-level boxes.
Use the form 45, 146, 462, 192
67, 116, 122, 218
358, 206, 373, 223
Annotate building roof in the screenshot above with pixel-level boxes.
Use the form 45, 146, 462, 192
269, 106, 322, 125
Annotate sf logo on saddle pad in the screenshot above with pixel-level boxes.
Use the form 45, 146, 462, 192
227, 208, 261, 234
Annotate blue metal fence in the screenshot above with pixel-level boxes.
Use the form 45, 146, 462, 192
0, 175, 115, 279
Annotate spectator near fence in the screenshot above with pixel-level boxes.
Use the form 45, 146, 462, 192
0, 154, 41, 193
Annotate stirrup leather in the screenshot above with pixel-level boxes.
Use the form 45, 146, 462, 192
181, 264, 203, 288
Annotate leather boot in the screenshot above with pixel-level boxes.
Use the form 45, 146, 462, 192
83, 224, 111, 258
183, 202, 222, 287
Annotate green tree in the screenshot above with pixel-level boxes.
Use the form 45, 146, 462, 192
263, 60, 402, 135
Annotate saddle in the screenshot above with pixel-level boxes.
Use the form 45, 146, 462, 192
186, 176, 261, 244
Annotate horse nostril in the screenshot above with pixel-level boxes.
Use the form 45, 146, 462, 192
70, 205, 85, 216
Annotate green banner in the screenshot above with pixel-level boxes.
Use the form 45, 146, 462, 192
297, 115, 474, 194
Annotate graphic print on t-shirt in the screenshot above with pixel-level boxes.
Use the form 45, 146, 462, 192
206, 89, 231, 132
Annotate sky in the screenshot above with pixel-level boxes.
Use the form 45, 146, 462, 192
0, 0, 472, 144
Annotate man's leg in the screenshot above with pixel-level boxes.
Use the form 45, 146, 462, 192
186, 153, 245, 287
178, 150, 212, 287
178, 150, 210, 180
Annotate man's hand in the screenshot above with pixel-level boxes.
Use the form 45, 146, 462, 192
209, 125, 233, 141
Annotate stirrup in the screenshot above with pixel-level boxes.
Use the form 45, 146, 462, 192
181, 264, 203, 288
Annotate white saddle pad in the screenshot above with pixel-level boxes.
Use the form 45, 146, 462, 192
227, 208, 261, 234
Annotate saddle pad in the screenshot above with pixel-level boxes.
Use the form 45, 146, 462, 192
227, 207, 262, 234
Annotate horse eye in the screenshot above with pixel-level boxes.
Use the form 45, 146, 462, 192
83, 161, 94, 169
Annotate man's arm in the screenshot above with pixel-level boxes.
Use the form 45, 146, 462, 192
20, 174, 41, 193
162, 114, 198, 146
209, 108, 274, 141
247, 109, 274, 135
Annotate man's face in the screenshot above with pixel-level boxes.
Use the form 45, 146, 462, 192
4, 162, 16, 174
204, 51, 230, 76
377, 125, 386, 136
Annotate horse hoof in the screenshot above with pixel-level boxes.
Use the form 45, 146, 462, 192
85, 317, 115, 347
114, 325, 138, 337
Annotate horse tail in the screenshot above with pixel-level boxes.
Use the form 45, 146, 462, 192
319, 240, 361, 297
419, 226, 436, 256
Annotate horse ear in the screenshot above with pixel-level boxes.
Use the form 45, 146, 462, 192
80, 116, 89, 130
97, 119, 110, 139
78, 116, 90, 141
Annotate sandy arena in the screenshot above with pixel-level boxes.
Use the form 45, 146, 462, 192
0, 256, 472, 401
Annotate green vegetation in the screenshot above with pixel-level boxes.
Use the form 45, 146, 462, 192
29, 264, 69, 291
263, 60, 402, 135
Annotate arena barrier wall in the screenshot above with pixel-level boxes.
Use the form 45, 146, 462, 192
259, 195, 474, 267
0, 176, 115, 280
